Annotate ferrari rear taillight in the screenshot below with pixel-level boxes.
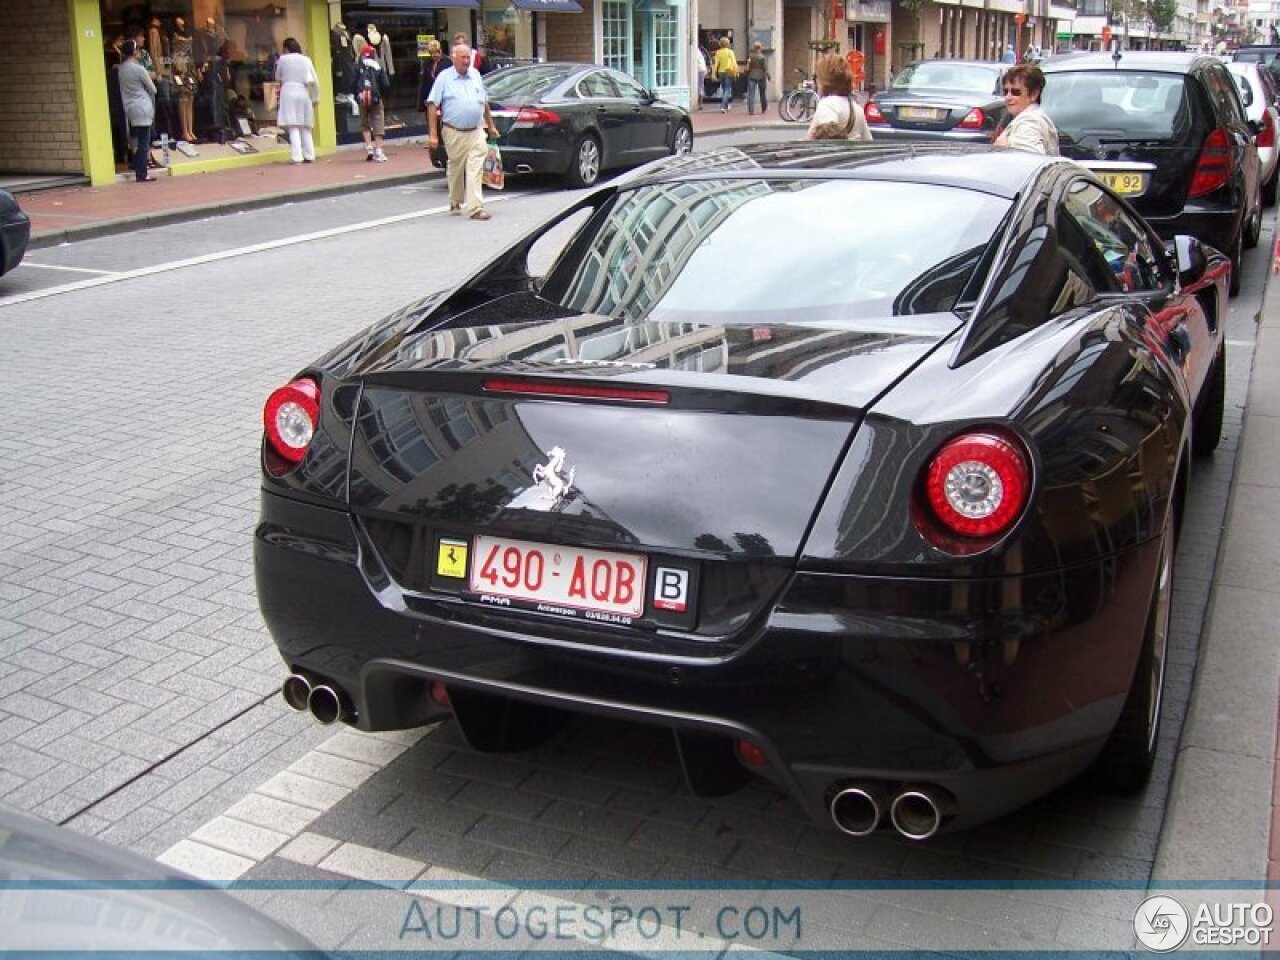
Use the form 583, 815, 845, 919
1259, 111, 1276, 150
922, 431, 1030, 540
515, 107, 561, 126
957, 107, 986, 130
864, 102, 887, 125
1189, 127, 1232, 197
263, 377, 319, 465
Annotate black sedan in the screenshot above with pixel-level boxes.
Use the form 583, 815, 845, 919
256, 144, 1227, 838
865, 59, 1008, 141
0, 188, 30, 277
481, 63, 694, 187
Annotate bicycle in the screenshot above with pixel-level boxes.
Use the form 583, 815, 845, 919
779, 68, 818, 123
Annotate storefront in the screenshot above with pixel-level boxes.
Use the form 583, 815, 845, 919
97, 0, 315, 170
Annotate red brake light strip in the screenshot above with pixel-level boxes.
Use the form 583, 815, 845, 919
482, 378, 669, 405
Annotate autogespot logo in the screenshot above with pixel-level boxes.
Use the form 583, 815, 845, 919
1134, 895, 1191, 952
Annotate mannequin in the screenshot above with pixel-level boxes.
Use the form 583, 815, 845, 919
170, 17, 197, 141
148, 18, 169, 75
366, 23, 394, 76
330, 22, 355, 93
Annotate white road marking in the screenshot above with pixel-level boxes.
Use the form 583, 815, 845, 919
1, 197, 510, 309
17, 261, 117, 275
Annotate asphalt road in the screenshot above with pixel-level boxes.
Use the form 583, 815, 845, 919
0, 153, 1271, 951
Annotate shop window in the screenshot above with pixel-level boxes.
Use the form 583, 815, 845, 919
602, 1, 632, 73
653, 11, 678, 87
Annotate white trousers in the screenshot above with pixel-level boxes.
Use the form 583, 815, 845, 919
286, 125, 315, 163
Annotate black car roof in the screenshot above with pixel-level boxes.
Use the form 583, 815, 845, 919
1041, 50, 1217, 74
626, 143, 1065, 199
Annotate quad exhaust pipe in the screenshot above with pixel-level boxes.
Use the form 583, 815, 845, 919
829, 782, 954, 840
280, 674, 351, 725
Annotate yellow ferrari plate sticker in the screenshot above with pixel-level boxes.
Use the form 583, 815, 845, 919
437, 538, 469, 579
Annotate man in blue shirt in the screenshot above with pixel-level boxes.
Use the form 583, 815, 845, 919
427, 43, 500, 220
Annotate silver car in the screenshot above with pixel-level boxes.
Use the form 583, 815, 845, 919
1227, 60, 1280, 206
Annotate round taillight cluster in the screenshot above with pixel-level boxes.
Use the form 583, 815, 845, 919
864, 102, 887, 125
923, 431, 1030, 541
263, 378, 320, 466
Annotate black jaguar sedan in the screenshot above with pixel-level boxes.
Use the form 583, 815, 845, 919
256, 144, 1226, 838
481, 62, 694, 187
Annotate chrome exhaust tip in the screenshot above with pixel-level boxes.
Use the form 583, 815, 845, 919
890, 788, 944, 841
830, 784, 884, 837
281, 674, 312, 713
307, 684, 345, 725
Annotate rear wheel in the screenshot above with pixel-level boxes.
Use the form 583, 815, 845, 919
564, 136, 601, 188
1245, 201, 1262, 249
779, 91, 799, 122
670, 122, 693, 156
1192, 342, 1226, 457
797, 90, 817, 123
1227, 226, 1243, 297
1090, 514, 1173, 792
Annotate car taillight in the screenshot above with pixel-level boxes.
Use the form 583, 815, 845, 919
864, 102, 887, 124
515, 107, 561, 126
1189, 127, 1232, 197
957, 107, 986, 130
922, 431, 1030, 540
1259, 111, 1276, 149
263, 377, 319, 466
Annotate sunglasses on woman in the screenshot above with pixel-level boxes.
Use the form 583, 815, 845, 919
1003, 86, 1027, 95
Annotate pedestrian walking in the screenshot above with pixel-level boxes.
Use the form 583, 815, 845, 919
352, 42, 390, 162
1001, 43, 1016, 64
427, 42, 500, 220
418, 40, 447, 122
746, 41, 769, 115
710, 37, 739, 112
805, 52, 871, 141
693, 42, 709, 110
118, 38, 158, 182
275, 37, 319, 164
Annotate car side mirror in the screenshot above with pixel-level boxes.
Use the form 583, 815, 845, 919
1170, 234, 1207, 286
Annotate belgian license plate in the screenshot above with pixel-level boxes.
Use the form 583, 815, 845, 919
898, 106, 943, 121
470, 536, 646, 618
1097, 171, 1148, 196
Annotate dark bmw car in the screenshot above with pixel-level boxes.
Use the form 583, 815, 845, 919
864, 59, 1008, 141
1041, 51, 1261, 295
256, 144, 1226, 838
480, 62, 693, 187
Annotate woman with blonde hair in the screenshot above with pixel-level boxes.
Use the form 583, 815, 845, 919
710, 36, 739, 112
805, 53, 871, 141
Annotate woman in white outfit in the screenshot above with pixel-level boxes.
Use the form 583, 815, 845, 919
994, 64, 1059, 155
275, 37, 320, 163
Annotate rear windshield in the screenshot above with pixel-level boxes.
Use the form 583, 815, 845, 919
1040, 71, 1190, 140
891, 62, 1001, 95
485, 66, 567, 99
541, 179, 1010, 323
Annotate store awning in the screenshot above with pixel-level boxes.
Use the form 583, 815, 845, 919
634, 0, 673, 11
511, 0, 583, 11
368, 0, 479, 9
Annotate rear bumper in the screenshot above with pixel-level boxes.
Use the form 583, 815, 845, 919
256, 488, 1158, 832
1143, 204, 1241, 255
0, 211, 30, 276
867, 127, 994, 143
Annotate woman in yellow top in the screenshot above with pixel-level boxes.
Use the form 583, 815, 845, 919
710, 37, 739, 112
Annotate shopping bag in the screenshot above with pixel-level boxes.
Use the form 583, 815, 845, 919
482, 139, 505, 190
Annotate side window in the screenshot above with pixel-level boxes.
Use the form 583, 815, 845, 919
611, 72, 649, 101
579, 72, 621, 98
1061, 178, 1167, 294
